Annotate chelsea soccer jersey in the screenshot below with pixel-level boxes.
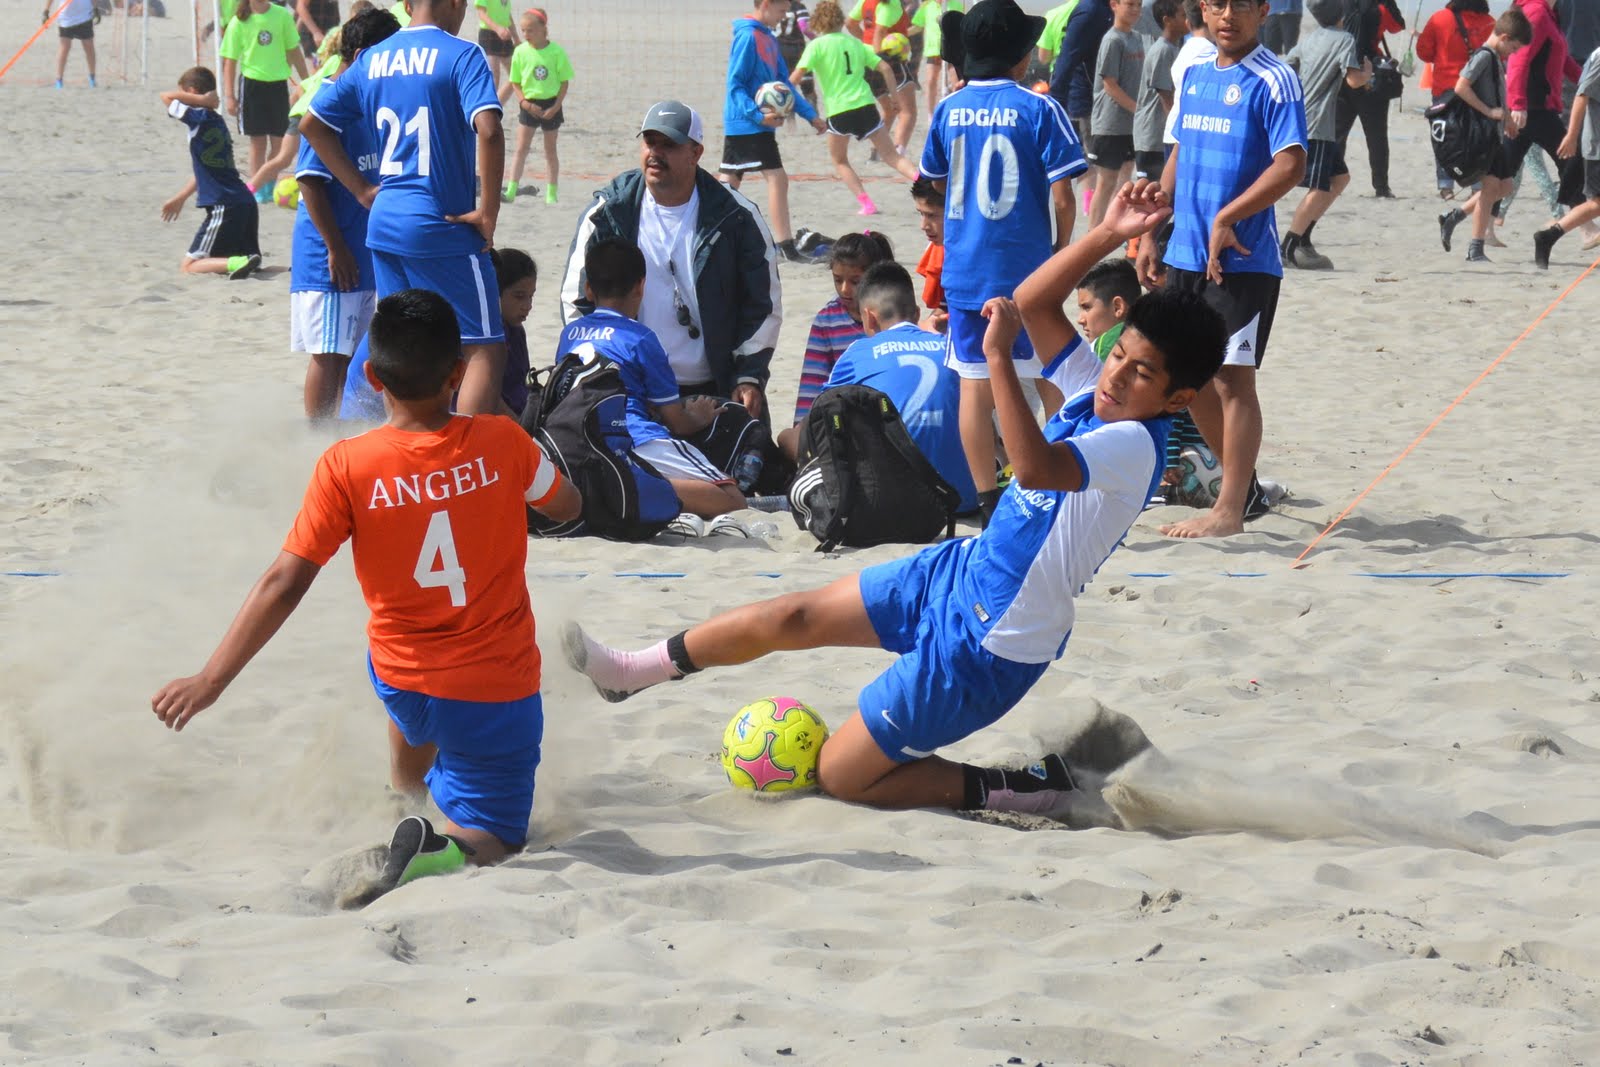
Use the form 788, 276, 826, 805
309, 25, 501, 259
1166, 46, 1306, 277
920, 79, 1087, 310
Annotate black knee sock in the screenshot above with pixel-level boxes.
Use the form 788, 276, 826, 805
1301, 219, 1317, 245
1282, 231, 1301, 258
960, 764, 989, 810
665, 631, 700, 676
977, 488, 1003, 526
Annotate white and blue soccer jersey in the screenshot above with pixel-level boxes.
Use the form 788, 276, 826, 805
308, 24, 500, 259
920, 79, 1088, 310
824, 322, 977, 514
957, 334, 1169, 663
1167, 45, 1306, 277
557, 309, 680, 448
291, 82, 379, 294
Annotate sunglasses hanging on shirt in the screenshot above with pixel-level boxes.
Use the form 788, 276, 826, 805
669, 260, 701, 340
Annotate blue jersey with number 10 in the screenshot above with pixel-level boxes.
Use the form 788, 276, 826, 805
921, 78, 1086, 310
309, 25, 501, 259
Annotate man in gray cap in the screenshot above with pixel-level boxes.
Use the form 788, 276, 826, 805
560, 100, 782, 418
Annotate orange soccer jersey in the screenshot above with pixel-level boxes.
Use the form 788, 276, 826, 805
916, 242, 946, 312
283, 415, 563, 703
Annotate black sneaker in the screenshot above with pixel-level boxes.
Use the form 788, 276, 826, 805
1438, 210, 1464, 253
1533, 226, 1562, 270
982, 753, 1078, 814
376, 815, 468, 894
1374, 186, 1396, 199
1465, 244, 1492, 263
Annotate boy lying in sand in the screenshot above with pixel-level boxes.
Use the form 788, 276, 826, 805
566, 181, 1225, 817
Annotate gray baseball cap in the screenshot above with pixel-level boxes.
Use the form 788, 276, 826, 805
639, 100, 704, 146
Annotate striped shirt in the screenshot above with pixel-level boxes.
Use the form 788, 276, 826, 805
792, 298, 865, 424
1166, 45, 1306, 277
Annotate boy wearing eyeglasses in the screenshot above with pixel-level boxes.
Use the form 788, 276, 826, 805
1135, 0, 1306, 540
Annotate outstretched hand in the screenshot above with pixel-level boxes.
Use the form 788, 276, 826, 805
1099, 179, 1172, 241
151, 674, 223, 732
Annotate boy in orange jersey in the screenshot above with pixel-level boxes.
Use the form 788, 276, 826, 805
152, 288, 581, 897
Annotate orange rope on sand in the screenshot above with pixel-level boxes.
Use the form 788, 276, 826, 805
0, 0, 70, 81
1292, 253, 1600, 568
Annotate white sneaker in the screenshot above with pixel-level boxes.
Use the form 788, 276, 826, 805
665, 513, 705, 538
705, 515, 752, 538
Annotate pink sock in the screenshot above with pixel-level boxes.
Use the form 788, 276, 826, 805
576, 632, 678, 696
1082, 186, 1094, 215
856, 193, 878, 216
984, 786, 1068, 815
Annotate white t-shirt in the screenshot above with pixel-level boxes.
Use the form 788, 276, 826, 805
1163, 33, 1219, 145
637, 188, 712, 387
58, 0, 96, 27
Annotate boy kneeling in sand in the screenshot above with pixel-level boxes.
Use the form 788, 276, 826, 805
153, 290, 580, 894
566, 182, 1225, 816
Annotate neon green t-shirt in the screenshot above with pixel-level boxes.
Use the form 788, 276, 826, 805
798, 32, 881, 117
509, 41, 573, 100
388, 1, 411, 28
289, 53, 339, 119
1037, 0, 1079, 60
475, 0, 512, 29
220, 3, 301, 82
849, 0, 904, 40
910, 0, 964, 58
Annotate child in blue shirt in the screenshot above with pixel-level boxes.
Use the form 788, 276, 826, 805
301, 0, 508, 416
290, 7, 400, 419
559, 238, 745, 520
565, 182, 1227, 818
160, 66, 262, 280
921, 0, 1087, 525
1135, 0, 1306, 540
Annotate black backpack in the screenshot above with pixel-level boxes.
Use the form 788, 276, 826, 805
682, 399, 796, 496
788, 385, 961, 552
1426, 49, 1502, 186
520, 350, 681, 541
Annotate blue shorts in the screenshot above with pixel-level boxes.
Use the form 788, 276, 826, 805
372, 249, 505, 344
368, 658, 543, 847
857, 539, 1049, 763
945, 305, 1062, 382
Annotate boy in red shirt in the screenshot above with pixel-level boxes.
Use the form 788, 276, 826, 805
911, 177, 948, 333
152, 289, 581, 897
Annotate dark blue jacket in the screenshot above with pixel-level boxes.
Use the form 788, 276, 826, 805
1050, 0, 1113, 119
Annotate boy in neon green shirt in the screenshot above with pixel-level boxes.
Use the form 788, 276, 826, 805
220, 0, 310, 187
504, 8, 572, 206
1036, 0, 1078, 67
473, 0, 519, 101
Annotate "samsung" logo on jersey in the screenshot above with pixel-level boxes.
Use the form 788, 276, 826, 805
1181, 113, 1233, 134
368, 47, 440, 79
367, 457, 501, 509
946, 107, 1020, 128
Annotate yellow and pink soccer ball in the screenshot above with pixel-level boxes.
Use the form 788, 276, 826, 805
879, 32, 911, 61
721, 697, 829, 793
273, 175, 300, 210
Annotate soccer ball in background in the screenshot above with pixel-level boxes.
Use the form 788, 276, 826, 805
1174, 444, 1222, 508
878, 32, 911, 61
755, 80, 796, 117
722, 697, 829, 793
273, 176, 300, 211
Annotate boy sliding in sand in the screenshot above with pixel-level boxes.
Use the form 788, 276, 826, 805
567, 182, 1225, 816
152, 290, 580, 896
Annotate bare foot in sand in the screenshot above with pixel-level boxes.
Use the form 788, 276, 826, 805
1160, 507, 1244, 539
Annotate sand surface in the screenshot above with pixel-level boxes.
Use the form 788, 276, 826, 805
3, 2, 1599, 1064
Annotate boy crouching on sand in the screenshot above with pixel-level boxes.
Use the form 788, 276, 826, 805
565, 181, 1225, 816
152, 290, 581, 895
160, 66, 263, 280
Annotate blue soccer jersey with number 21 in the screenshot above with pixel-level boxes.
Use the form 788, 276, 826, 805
920, 78, 1087, 311
309, 24, 501, 260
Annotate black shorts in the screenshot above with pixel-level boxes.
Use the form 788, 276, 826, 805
517, 96, 564, 130
1490, 109, 1563, 182
1086, 134, 1134, 170
1133, 149, 1167, 181
828, 103, 882, 141
1164, 267, 1281, 369
59, 19, 94, 39
1585, 158, 1600, 201
866, 57, 912, 96
238, 76, 290, 138
721, 130, 783, 173
187, 199, 261, 259
478, 27, 513, 57
1301, 138, 1349, 192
